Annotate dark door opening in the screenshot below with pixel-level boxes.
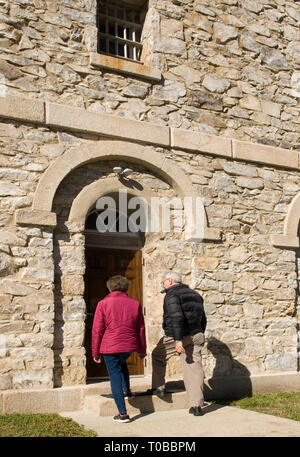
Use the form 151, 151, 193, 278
84, 246, 144, 380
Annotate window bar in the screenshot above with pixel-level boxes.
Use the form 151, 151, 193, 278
98, 33, 142, 48
98, 33, 142, 47
123, 6, 127, 59
114, 5, 118, 56
132, 27, 137, 61
105, 4, 109, 54
98, 13, 142, 30
97, 3, 100, 52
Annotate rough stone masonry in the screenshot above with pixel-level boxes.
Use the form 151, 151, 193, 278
0, 0, 299, 392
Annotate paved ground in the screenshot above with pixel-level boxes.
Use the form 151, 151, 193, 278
60, 402, 300, 437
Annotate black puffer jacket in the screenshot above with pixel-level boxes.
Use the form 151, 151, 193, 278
162, 284, 206, 341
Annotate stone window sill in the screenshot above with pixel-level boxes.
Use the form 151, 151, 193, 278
89, 53, 161, 82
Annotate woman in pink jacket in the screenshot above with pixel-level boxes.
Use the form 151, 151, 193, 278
92, 275, 146, 423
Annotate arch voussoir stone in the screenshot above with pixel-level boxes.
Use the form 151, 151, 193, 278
271, 192, 300, 248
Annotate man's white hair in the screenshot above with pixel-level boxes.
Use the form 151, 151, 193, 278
161, 270, 182, 284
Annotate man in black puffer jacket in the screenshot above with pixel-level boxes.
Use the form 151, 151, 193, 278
148, 271, 206, 416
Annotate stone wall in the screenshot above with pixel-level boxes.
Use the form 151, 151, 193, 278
0, 115, 299, 388
0, 0, 300, 390
0, 1, 300, 149
144, 149, 300, 379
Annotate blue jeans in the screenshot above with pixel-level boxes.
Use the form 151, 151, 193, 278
103, 352, 132, 415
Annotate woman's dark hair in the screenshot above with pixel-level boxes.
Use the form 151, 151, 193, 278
106, 275, 129, 292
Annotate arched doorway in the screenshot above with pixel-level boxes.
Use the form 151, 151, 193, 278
83, 192, 146, 381
34, 140, 221, 387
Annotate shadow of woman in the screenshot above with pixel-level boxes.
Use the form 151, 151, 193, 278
205, 337, 253, 402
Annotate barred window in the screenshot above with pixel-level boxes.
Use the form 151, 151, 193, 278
97, 0, 147, 62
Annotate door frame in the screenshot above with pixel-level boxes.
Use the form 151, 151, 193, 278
84, 231, 145, 382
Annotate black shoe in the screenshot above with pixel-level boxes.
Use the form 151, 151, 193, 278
189, 406, 202, 416
145, 388, 166, 398
113, 413, 131, 423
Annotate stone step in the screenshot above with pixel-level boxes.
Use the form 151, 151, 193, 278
83, 391, 189, 416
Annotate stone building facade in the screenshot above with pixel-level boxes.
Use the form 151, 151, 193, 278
0, 0, 300, 395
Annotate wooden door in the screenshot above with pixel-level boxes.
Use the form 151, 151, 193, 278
84, 247, 144, 379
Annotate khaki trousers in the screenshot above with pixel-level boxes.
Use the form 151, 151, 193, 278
151, 333, 205, 407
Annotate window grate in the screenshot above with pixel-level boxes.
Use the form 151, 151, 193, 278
97, 0, 146, 62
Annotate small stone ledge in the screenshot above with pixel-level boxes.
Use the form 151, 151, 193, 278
0, 95, 45, 124
46, 102, 170, 147
270, 234, 300, 249
185, 227, 222, 243
203, 227, 222, 241
89, 52, 162, 82
15, 209, 57, 228
0, 385, 83, 414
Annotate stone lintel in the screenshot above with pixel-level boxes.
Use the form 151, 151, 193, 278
171, 128, 232, 158
270, 234, 300, 249
15, 209, 57, 228
46, 102, 170, 147
0, 95, 45, 124
89, 52, 162, 82
232, 139, 299, 170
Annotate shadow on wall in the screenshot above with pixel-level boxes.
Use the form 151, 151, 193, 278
294, 241, 300, 374
204, 337, 252, 401
151, 337, 252, 402
52, 231, 66, 388
164, 338, 253, 402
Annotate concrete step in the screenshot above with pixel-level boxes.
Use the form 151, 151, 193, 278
83, 391, 189, 416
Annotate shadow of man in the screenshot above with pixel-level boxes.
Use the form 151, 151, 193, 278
205, 337, 252, 402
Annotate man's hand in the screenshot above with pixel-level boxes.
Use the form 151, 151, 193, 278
138, 353, 146, 359
175, 341, 185, 354
93, 356, 101, 364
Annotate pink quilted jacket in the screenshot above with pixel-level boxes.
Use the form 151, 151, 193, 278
91, 291, 146, 357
